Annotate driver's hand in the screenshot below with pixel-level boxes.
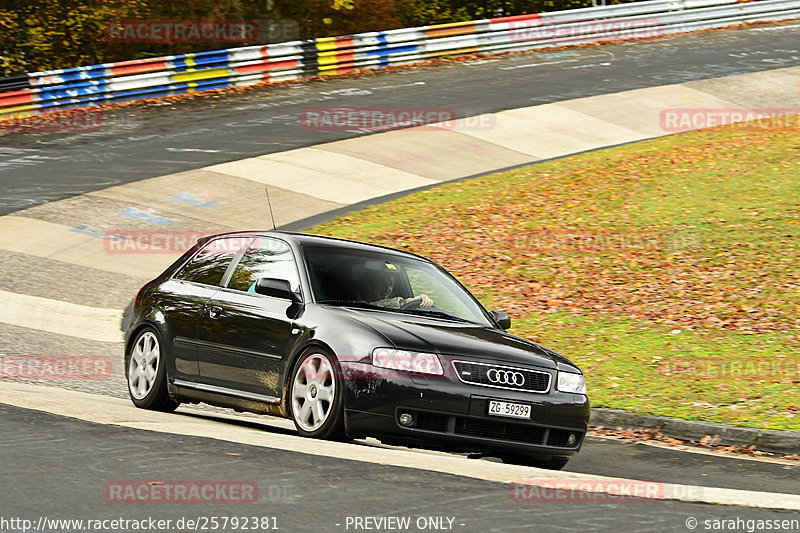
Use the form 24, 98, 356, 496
418, 294, 433, 307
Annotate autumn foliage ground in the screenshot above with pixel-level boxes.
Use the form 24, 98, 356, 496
310, 117, 800, 432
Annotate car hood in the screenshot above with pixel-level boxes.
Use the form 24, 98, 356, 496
329, 306, 578, 372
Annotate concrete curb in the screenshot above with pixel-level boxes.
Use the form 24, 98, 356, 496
591, 408, 800, 455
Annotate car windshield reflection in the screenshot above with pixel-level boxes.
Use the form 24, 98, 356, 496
303, 246, 492, 327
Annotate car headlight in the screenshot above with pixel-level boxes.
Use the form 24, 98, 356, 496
372, 348, 444, 376
557, 371, 587, 395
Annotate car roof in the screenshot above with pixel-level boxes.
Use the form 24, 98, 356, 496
200, 230, 434, 263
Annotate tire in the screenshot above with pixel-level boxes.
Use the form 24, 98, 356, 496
500, 454, 570, 470
125, 326, 179, 412
289, 348, 346, 440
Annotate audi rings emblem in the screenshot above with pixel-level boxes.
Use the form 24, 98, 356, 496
487, 368, 526, 387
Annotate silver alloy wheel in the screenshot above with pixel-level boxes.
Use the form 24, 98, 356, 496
292, 353, 336, 432
128, 331, 160, 400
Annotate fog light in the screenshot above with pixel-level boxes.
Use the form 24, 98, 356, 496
399, 413, 414, 427
567, 433, 577, 446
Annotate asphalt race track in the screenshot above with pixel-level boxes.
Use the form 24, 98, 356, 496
1, 20, 799, 533
2, 404, 798, 533
1, 22, 800, 213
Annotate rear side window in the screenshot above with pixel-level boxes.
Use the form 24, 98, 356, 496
227, 237, 300, 293
174, 236, 252, 286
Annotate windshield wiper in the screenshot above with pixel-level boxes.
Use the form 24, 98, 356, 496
318, 299, 385, 311
398, 308, 474, 324
319, 300, 478, 325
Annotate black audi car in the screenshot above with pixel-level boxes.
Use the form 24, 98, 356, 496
124, 231, 590, 469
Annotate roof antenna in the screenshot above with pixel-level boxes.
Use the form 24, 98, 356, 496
265, 188, 276, 230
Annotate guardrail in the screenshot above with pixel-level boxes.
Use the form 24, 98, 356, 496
1, 0, 799, 120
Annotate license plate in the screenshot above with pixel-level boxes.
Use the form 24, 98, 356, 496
488, 400, 531, 419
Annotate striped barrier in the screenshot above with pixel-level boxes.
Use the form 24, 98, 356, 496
1, 0, 799, 120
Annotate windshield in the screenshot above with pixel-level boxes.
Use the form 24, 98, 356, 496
303, 245, 492, 327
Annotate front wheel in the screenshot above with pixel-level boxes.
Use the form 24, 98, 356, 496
500, 454, 570, 470
289, 349, 346, 440
125, 327, 178, 412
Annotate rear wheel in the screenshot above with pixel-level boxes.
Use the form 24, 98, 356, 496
126, 327, 178, 412
500, 454, 570, 470
289, 349, 345, 440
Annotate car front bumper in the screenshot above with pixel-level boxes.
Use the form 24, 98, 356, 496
340, 361, 590, 459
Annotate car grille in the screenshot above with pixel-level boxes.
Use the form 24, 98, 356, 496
401, 411, 583, 449
415, 411, 450, 433
455, 418, 547, 443
452, 361, 551, 393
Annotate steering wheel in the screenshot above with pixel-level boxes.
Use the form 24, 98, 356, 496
401, 298, 421, 310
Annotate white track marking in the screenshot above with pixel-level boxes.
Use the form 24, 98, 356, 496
207, 148, 437, 204
499, 59, 581, 70
0, 290, 122, 343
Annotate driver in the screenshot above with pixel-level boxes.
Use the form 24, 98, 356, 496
359, 269, 433, 309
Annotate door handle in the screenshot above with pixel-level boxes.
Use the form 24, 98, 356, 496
208, 306, 222, 319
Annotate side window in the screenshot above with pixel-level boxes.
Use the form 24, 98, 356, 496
227, 237, 300, 294
174, 236, 252, 286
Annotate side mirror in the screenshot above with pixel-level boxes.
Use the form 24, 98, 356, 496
489, 310, 511, 330
255, 278, 302, 303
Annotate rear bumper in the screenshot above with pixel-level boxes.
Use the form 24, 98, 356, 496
341, 361, 590, 459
